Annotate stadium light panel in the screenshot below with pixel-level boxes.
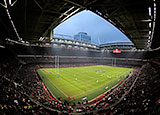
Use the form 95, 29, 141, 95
148, 7, 151, 16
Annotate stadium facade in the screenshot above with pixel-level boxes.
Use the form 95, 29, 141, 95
51, 36, 135, 52
100, 42, 135, 50
9, 36, 138, 52
51, 37, 98, 51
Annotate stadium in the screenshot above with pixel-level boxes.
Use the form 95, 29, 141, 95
0, 0, 160, 115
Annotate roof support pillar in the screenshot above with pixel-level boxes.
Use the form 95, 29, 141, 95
50, 30, 53, 40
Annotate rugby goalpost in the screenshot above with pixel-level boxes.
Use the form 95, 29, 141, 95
54, 56, 116, 77
111, 58, 116, 67
55, 55, 60, 77
55, 56, 116, 75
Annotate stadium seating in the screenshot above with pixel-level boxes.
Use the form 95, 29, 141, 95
0, 45, 160, 114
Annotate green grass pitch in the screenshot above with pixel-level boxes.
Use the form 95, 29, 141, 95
37, 65, 133, 103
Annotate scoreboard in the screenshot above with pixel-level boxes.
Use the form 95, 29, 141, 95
113, 49, 121, 53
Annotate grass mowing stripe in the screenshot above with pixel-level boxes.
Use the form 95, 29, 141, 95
60, 70, 95, 90
40, 70, 84, 97
45, 75, 69, 98
58, 73, 85, 93
37, 70, 69, 99
37, 65, 133, 103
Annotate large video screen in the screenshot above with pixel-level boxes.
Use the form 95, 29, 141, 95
113, 49, 121, 53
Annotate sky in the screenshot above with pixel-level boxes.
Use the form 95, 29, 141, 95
54, 10, 131, 45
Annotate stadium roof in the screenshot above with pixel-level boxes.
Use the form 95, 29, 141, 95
0, 0, 159, 49
100, 42, 134, 47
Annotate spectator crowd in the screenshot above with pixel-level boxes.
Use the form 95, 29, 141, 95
0, 55, 160, 115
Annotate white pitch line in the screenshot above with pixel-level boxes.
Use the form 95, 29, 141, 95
58, 69, 85, 92
45, 76, 69, 98
61, 77, 84, 92
70, 83, 106, 98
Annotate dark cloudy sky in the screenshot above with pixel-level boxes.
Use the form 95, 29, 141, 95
54, 10, 131, 45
